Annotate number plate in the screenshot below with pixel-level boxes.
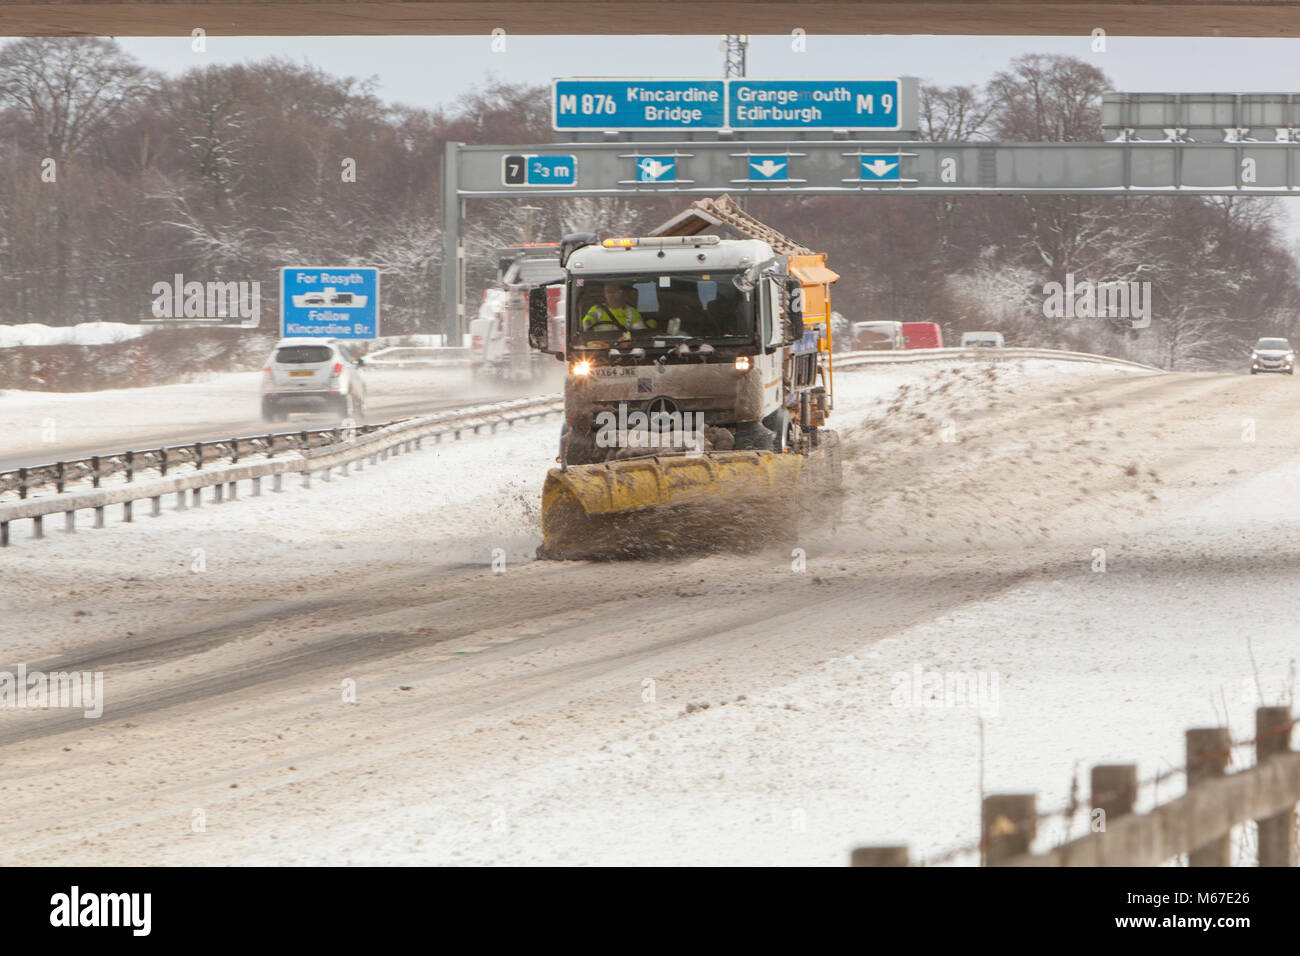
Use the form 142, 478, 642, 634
289, 370, 314, 377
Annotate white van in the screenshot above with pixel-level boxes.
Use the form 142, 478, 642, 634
961, 331, 1005, 348
851, 320, 905, 351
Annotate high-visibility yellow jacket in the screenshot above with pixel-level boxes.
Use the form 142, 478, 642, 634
581, 303, 656, 332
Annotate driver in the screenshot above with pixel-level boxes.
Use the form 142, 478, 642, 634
581, 282, 656, 336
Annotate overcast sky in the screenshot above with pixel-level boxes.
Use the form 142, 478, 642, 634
114, 34, 1300, 112
113, 33, 1300, 242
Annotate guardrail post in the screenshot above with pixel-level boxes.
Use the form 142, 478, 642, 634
213, 484, 224, 503
0, 521, 7, 547
160, 447, 168, 476
94, 506, 104, 528
1186, 727, 1232, 866
32, 515, 43, 538
91, 456, 100, 488
123, 501, 133, 523
151, 496, 161, 517
56, 461, 65, 493
192, 487, 202, 507
227, 481, 237, 500
65, 510, 75, 533
252, 477, 262, 496
322, 466, 332, 482
1255, 706, 1296, 866
176, 491, 187, 511
18, 467, 27, 499
302, 471, 311, 489
194, 442, 203, 470
266, 434, 276, 459
850, 846, 909, 867
231, 439, 239, 464
125, 450, 134, 483
273, 474, 283, 493
982, 794, 1036, 865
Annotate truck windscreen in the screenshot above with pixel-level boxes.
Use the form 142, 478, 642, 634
570, 272, 755, 347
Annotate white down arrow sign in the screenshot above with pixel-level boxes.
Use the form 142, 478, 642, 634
860, 156, 901, 181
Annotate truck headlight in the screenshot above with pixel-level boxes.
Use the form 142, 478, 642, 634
571, 359, 591, 376
734, 356, 751, 371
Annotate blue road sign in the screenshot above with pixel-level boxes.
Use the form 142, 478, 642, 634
636, 156, 677, 182
729, 79, 901, 130
554, 78, 726, 130
859, 155, 902, 181
281, 267, 379, 340
748, 156, 789, 181
502, 154, 577, 186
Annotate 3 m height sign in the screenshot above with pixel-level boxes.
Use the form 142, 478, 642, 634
281, 267, 379, 339
554, 79, 726, 130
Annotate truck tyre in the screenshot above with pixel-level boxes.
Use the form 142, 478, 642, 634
762, 409, 792, 453
559, 423, 597, 465
732, 420, 776, 451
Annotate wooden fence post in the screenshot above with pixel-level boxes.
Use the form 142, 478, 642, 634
1091, 764, 1138, 830
1255, 706, 1296, 867
983, 794, 1035, 865
1187, 727, 1231, 866
850, 846, 909, 867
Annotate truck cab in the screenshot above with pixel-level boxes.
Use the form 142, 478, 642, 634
530, 233, 835, 465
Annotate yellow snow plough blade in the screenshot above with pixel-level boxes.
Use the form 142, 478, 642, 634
538, 446, 839, 560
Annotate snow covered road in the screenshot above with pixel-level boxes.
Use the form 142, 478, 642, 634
0, 365, 552, 471
1, 357, 1297, 865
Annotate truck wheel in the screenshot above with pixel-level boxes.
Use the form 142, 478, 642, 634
560, 423, 600, 465
261, 399, 281, 423
762, 409, 792, 453
733, 420, 776, 451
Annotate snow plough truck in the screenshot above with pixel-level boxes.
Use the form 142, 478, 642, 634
528, 195, 843, 559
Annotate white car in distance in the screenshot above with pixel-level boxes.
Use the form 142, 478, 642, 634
261, 338, 367, 422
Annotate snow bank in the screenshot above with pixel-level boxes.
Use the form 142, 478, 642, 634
0, 322, 155, 348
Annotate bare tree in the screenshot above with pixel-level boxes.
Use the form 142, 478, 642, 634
0, 38, 155, 162
0, 38, 155, 323
986, 54, 1109, 142
919, 84, 994, 141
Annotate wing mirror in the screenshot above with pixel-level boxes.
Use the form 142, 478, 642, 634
784, 277, 805, 341
528, 287, 552, 352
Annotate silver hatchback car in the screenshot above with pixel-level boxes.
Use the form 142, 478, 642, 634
1250, 337, 1295, 375
261, 338, 367, 421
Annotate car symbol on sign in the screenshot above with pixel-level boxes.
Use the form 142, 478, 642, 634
637, 158, 676, 182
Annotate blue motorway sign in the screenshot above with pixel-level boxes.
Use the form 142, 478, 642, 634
748, 156, 789, 181
281, 267, 379, 339
554, 79, 726, 130
729, 80, 901, 130
635, 156, 677, 182
860, 155, 902, 181
502, 154, 577, 186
